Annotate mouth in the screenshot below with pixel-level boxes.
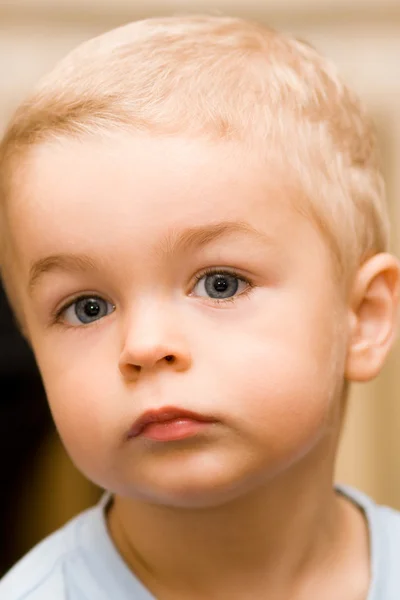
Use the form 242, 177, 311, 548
128, 406, 218, 442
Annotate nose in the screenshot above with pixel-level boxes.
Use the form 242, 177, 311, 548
118, 303, 192, 380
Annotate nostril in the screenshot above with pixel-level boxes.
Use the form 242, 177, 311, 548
165, 355, 175, 363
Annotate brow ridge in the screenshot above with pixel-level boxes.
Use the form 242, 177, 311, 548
27, 220, 268, 294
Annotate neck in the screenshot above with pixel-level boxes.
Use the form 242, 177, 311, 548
107, 441, 366, 599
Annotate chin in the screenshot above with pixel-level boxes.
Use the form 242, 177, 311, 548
135, 483, 251, 509
122, 463, 270, 509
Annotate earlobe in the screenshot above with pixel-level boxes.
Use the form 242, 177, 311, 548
345, 253, 400, 383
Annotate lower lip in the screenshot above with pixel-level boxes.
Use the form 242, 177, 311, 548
139, 418, 213, 442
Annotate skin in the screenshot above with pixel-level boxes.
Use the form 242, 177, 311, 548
4, 132, 400, 599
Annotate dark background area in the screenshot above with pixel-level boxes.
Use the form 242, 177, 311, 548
0, 282, 52, 576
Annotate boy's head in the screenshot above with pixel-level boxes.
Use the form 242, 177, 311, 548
0, 16, 398, 507
0, 16, 390, 287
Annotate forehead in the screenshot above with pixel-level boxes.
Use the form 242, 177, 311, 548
6, 133, 310, 266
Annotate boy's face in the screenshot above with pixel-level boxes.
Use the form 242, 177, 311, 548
7, 133, 347, 507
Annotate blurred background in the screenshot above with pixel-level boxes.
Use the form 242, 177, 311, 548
0, 0, 399, 577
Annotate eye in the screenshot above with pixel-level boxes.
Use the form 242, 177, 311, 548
58, 296, 115, 326
192, 270, 250, 301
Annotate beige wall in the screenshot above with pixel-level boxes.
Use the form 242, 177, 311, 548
1, 0, 399, 537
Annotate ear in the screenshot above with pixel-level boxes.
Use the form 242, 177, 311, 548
345, 253, 400, 382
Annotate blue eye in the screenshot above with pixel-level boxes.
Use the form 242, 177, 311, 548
61, 296, 115, 326
193, 271, 249, 300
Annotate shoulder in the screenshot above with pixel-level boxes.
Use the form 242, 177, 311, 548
0, 505, 98, 600
338, 485, 400, 598
373, 499, 400, 533
369, 497, 400, 597
1, 493, 155, 600
341, 485, 400, 553
370, 497, 400, 563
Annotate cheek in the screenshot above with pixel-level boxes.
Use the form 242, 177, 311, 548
213, 297, 345, 448
35, 344, 120, 473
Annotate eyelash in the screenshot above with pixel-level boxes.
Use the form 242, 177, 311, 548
50, 268, 254, 326
191, 268, 253, 304
51, 293, 109, 327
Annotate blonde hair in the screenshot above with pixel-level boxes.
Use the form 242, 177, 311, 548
0, 14, 390, 292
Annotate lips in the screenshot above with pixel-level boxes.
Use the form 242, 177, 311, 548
128, 406, 217, 440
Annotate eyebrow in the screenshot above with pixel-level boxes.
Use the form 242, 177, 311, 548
27, 220, 269, 294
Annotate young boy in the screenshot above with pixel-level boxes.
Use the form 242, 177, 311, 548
0, 14, 399, 600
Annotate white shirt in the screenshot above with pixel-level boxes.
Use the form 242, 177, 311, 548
1, 485, 400, 599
